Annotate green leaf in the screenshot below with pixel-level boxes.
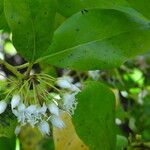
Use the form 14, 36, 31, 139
116, 135, 128, 150
39, 8, 150, 70
42, 138, 55, 150
56, 0, 129, 17
126, 0, 150, 20
0, 0, 9, 31
0, 137, 16, 150
4, 0, 56, 61
56, 0, 82, 17
72, 81, 116, 150
83, 0, 129, 8
0, 106, 17, 138
54, 13, 66, 30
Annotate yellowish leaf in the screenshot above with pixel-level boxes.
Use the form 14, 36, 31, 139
53, 113, 89, 150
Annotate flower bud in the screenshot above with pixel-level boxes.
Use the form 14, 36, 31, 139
39, 121, 50, 135
15, 126, 21, 136
0, 100, 7, 114
51, 115, 65, 128
11, 95, 21, 109
48, 103, 59, 116
56, 77, 72, 89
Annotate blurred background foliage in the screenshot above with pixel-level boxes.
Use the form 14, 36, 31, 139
0, 25, 150, 149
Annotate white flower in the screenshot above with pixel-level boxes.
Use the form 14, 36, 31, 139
15, 125, 21, 136
37, 103, 47, 114
48, 103, 59, 116
27, 104, 47, 127
26, 105, 37, 114
51, 115, 65, 128
0, 100, 7, 114
63, 93, 78, 115
115, 118, 122, 125
75, 82, 82, 88
56, 76, 81, 94
53, 94, 61, 100
13, 103, 27, 125
11, 95, 21, 109
39, 121, 50, 135
0, 71, 6, 81
56, 76, 72, 89
18, 103, 26, 111
88, 70, 100, 80
121, 91, 128, 97
13, 102, 48, 128
70, 85, 80, 92
62, 76, 73, 83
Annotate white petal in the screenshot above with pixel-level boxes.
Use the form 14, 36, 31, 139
12, 109, 19, 116
75, 82, 82, 88
38, 103, 47, 114
27, 116, 37, 127
39, 121, 50, 135
26, 105, 37, 114
0, 71, 6, 81
56, 78, 72, 89
88, 70, 100, 80
53, 94, 61, 100
51, 115, 65, 129
18, 103, 26, 111
63, 93, 78, 115
11, 95, 21, 109
48, 103, 59, 116
62, 76, 73, 83
15, 126, 21, 136
115, 118, 122, 125
0, 100, 7, 114
70, 85, 80, 92
63, 93, 75, 108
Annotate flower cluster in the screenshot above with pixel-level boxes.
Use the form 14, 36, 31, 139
0, 74, 80, 136
56, 76, 80, 115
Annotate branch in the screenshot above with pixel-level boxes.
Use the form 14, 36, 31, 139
0, 59, 24, 78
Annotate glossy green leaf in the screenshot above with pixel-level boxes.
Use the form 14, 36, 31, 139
4, 0, 56, 61
83, 0, 129, 8
56, 0, 82, 17
56, 0, 129, 17
72, 81, 116, 150
54, 13, 66, 30
40, 8, 150, 70
126, 0, 150, 20
0, 0, 9, 31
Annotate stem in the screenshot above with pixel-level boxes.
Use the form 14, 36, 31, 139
33, 81, 37, 104
24, 62, 33, 77
18, 77, 31, 94
38, 77, 61, 93
24, 81, 30, 105
37, 84, 50, 102
4, 84, 19, 102
114, 69, 125, 86
0, 59, 24, 78
39, 73, 56, 80
15, 63, 29, 70
131, 142, 150, 149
